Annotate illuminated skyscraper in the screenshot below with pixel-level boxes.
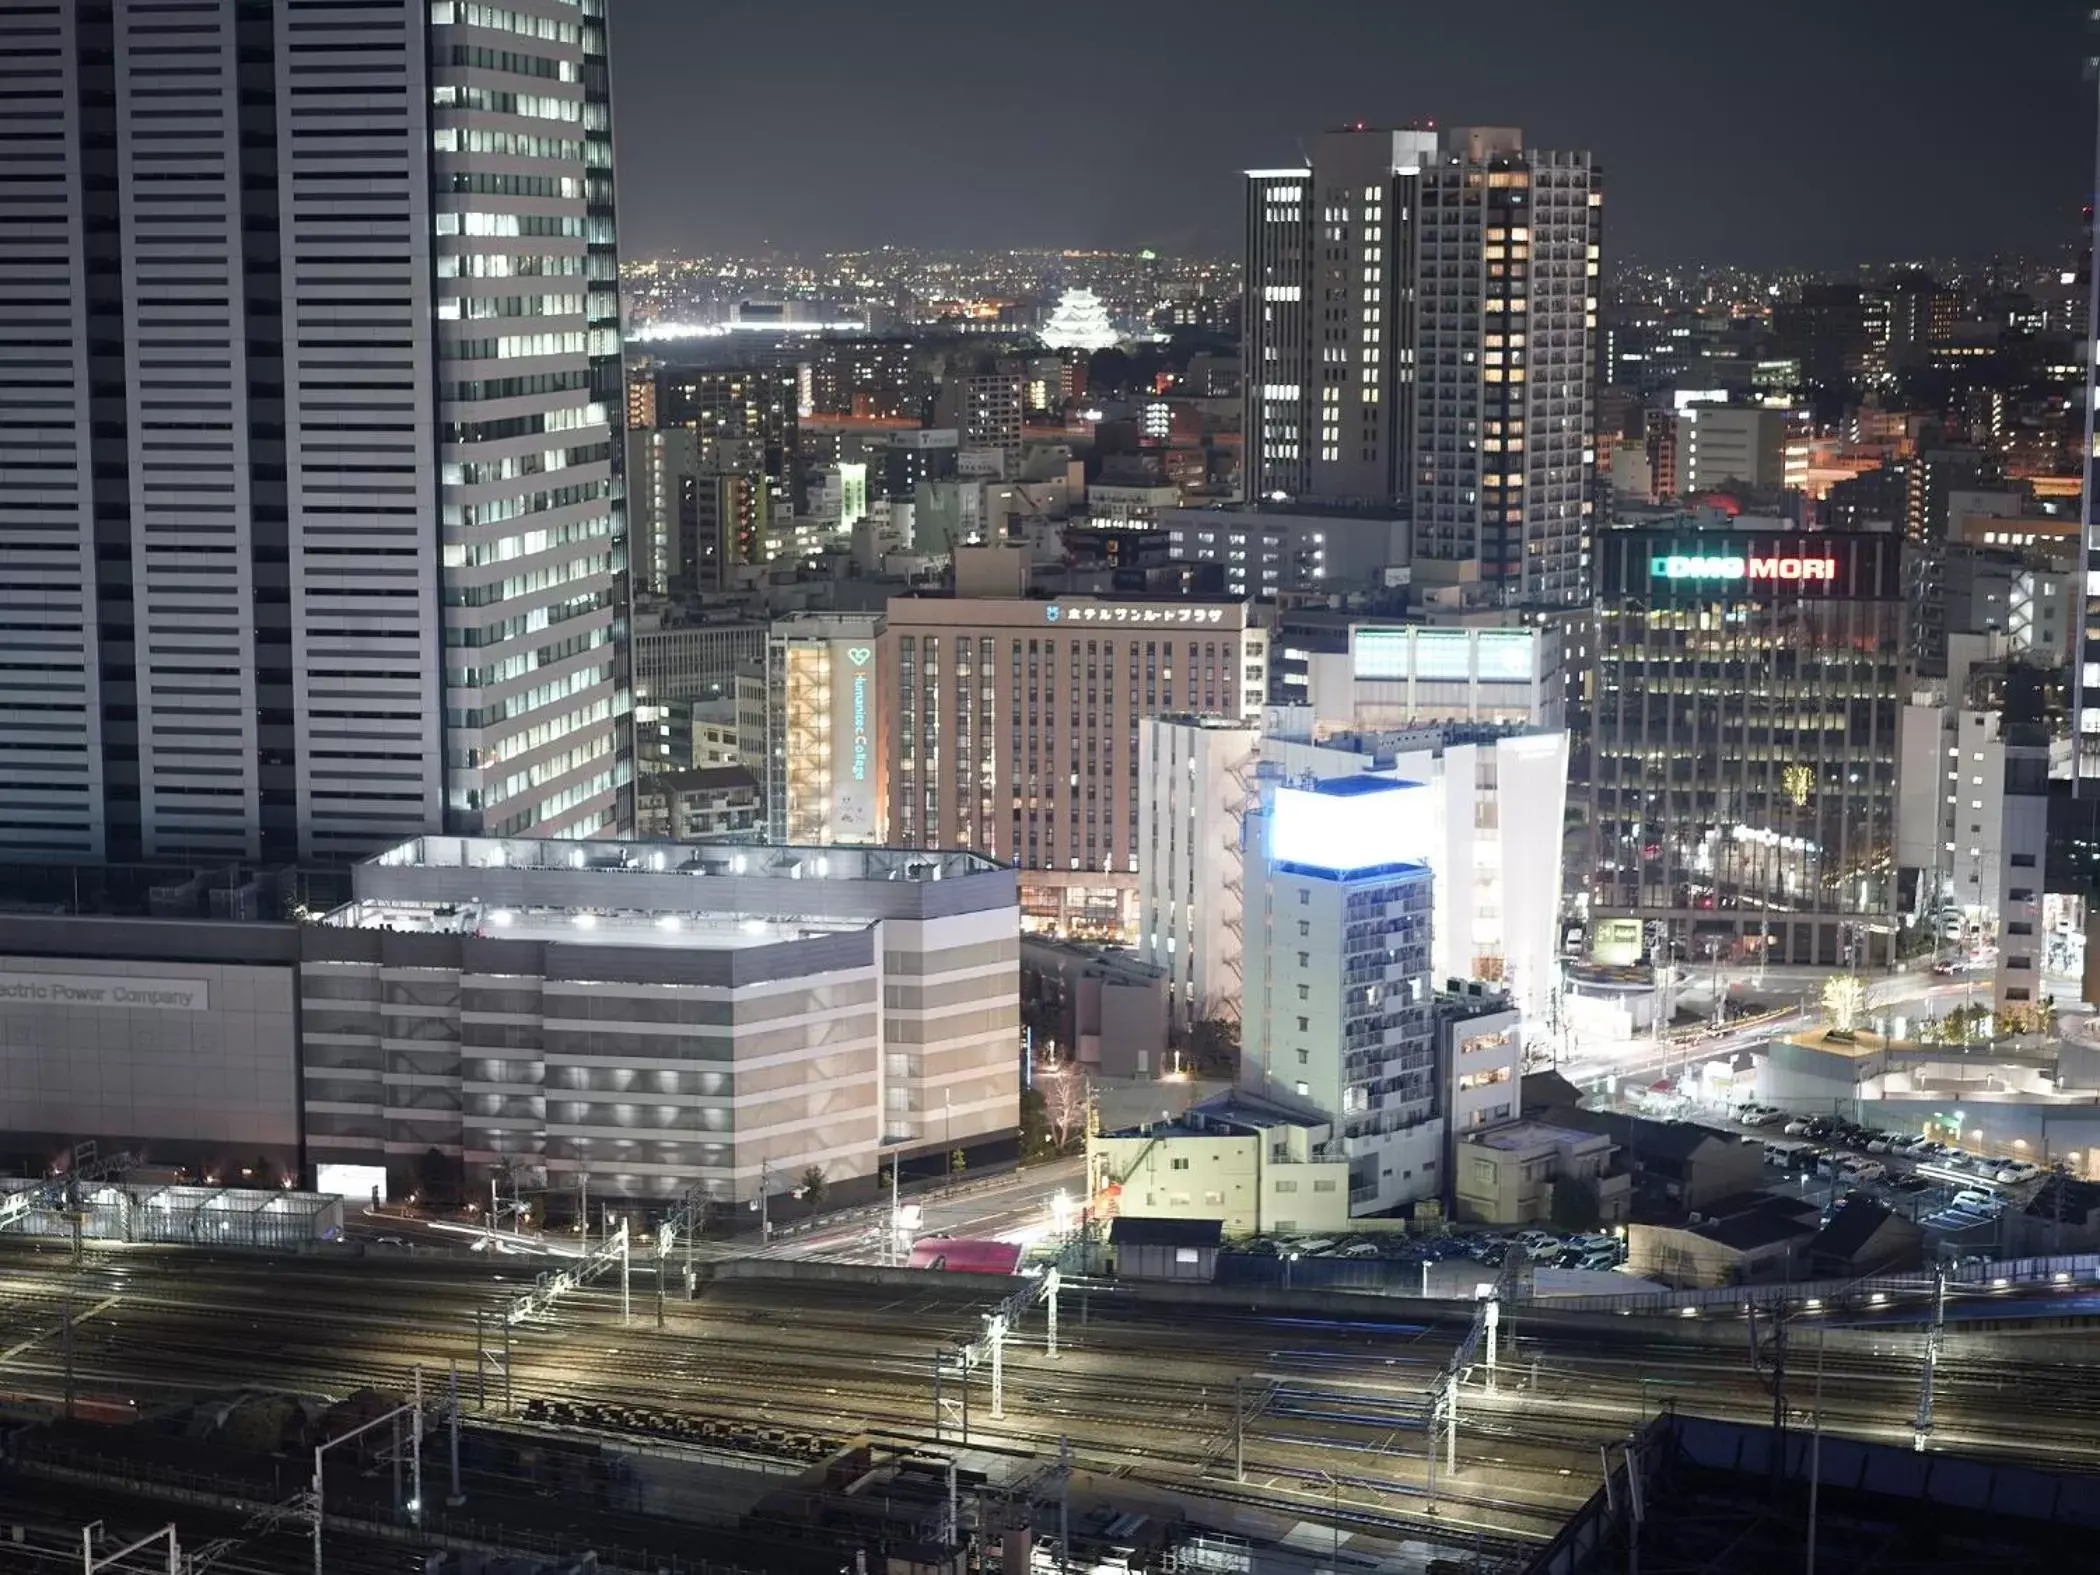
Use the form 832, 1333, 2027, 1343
1243, 125, 1602, 605
0, 0, 628, 861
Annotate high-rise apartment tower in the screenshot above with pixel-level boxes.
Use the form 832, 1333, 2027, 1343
0, 0, 629, 863
1244, 125, 1601, 605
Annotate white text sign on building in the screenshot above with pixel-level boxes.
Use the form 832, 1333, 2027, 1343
0, 971, 209, 1011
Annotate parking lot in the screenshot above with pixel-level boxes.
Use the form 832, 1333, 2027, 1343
1729, 1106, 2045, 1245
1232, 1223, 1628, 1281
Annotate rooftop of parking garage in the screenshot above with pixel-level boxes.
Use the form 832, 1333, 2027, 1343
317, 898, 857, 950
371, 837, 998, 884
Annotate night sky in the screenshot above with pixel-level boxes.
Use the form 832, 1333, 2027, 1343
610, 0, 2091, 267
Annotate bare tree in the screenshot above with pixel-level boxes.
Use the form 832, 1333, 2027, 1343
1821, 974, 1868, 1033
1043, 1061, 1091, 1152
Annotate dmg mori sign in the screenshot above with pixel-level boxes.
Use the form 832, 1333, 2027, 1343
1649, 553, 1837, 583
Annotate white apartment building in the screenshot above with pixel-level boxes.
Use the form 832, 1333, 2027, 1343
0, 0, 628, 860
1261, 717, 1568, 1032
1241, 777, 1442, 1212
1674, 404, 1810, 496
301, 837, 1020, 1203
1137, 717, 1261, 1031
1244, 126, 1600, 606
1896, 704, 2049, 1013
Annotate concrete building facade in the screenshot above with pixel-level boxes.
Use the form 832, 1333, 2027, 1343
1137, 717, 1261, 1031
883, 594, 1267, 941
0, 0, 630, 861
767, 613, 888, 847
299, 837, 1020, 1203
1241, 777, 1440, 1212
1243, 126, 1601, 606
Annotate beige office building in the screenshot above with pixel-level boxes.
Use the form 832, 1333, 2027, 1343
884, 595, 1268, 940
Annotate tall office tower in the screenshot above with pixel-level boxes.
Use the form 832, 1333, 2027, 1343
1243, 126, 1602, 605
657, 368, 800, 519
939, 372, 1025, 473
1588, 525, 1904, 967
1241, 777, 1439, 1213
626, 428, 701, 594
0, 0, 628, 863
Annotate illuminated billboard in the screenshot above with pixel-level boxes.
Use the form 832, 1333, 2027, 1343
1649, 553, 1836, 582
828, 639, 879, 840
1269, 777, 1432, 876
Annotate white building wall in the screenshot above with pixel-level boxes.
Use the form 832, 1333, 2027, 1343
1488, 734, 1571, 1027
432, 0, 629, 841
0, 7, 104, 858
1138, 718, 1259, 1030
1994, 752, 2049, 1014
116, 2, 261, 860
875, 909, 1021, 1154
1260, 729, 1566, 1029
0, 955, 299, 1161
279, 0, 445, 860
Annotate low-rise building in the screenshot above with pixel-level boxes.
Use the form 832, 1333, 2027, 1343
1807, 1196, 1923, 1278
634, 766, 763, 842
1088, 1090, 1353, 1237
301, 836, 1021, 1204
1020, 938, 1169, 1080
1530, 1107, 1767, 1214
1626, 1191, 1821, 1287
1453, 1120, 1629, 1226
1110, 1215, 1222, 1281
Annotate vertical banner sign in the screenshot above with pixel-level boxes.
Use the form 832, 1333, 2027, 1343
829, 640, 878, 839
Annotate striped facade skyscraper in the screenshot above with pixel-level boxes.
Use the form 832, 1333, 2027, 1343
0, 0, 630, 863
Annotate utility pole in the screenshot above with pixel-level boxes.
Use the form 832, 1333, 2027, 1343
1766, 1303, 1790, 1493
1806, 1330, 1826, 1575
1233, 1376, 1245, 1483
1913, 1266, 1947, 1451
61, 1292, 75, 1422
446, 1363, 464, 1506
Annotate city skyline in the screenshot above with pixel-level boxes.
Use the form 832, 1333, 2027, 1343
611, 0, 2092, 267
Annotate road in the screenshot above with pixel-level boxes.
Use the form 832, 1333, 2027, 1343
1555, 970, 2003, 1092
349, 1156, 1090, 1269
5, 1243, 2100, 1569
750, 1155, 1088, 1263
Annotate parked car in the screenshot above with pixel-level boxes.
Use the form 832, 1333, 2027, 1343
1864, 1133, 1897, 1154
1839, 1159, 1886, 1184
1338, 1241, 1382, 1259
1783, 1118, 1815, 1137
1994, 1160, 2042, 1184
